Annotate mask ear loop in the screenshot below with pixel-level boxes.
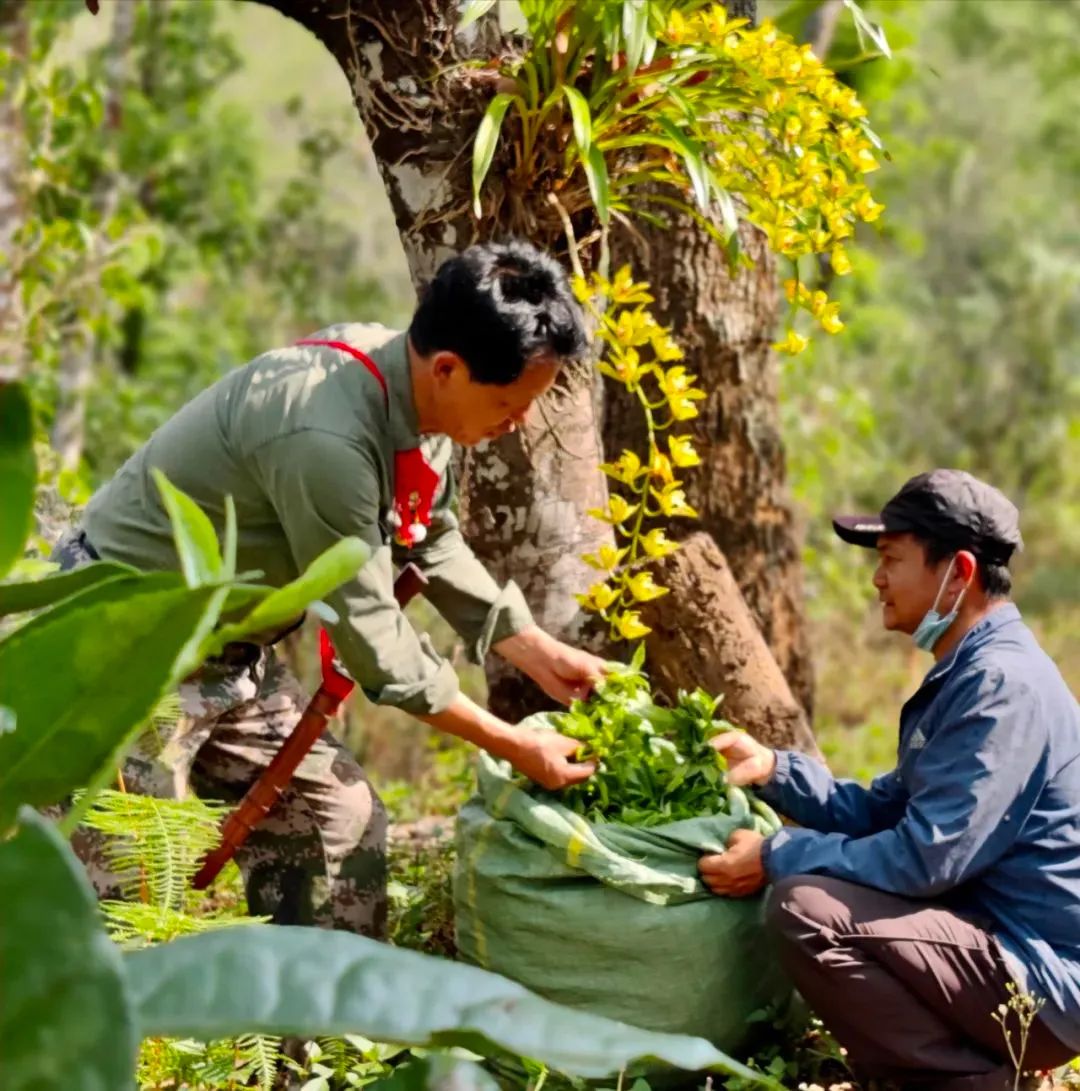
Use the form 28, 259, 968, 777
934, 553, 975, 616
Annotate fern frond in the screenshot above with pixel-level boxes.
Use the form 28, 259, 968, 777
235, 1034, 282, 1091
102, 900, 267, 949
81, 789, 231, 911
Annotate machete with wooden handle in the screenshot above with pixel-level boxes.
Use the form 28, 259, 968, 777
192, 562, 429, 890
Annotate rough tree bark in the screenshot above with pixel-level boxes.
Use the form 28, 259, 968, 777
641, 534, 820, 755
608, 214, 814, 717
605, 0, 815, 717
247, 0, 818, 749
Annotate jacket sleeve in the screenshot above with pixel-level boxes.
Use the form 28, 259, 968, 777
392, 462, 534, 662
759, 750, 908, 836
762, 668, 1047, 896
252, 429, 459, 715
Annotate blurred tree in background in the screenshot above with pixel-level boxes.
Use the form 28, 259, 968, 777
774, 0, 1080, 770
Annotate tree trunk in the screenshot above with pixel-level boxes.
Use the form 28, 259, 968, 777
608, 214, 814, 717
603, 0, 815, 719
641, 533, 820, 757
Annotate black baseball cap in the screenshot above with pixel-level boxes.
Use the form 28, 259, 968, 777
833, 469, 1023, 565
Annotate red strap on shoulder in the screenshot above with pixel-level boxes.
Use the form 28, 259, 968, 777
297, 339, 389, 415
319, 628, 355, 703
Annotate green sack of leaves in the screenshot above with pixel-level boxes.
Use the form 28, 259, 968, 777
454, 661, 794, 1080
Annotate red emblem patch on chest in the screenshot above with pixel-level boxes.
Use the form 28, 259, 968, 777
393, 448, 439, 548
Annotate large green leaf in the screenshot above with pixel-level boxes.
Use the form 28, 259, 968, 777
621, 0, 649, 75
125, 928, 771, 1084
0, 809, 137, 1090
562, 85, 592, 153
0, 573, 223, 827
0, 383, 37, 580
471, 93, 515, 217
583, 143, 611, 224
209, 536, 369, 649
0, 561, 138, 618
152, 467, 223, 588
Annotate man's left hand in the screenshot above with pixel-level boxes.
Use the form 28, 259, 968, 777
699, 828, 768, 897
494, 626, 606, 705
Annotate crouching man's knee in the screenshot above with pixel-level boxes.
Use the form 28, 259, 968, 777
766, 873, 851, 943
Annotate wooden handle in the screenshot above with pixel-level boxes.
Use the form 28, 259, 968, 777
192, 563, 430, 890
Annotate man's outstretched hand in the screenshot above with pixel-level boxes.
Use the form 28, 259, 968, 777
506, 727, 596, 790
495, 625, 607, 705
710, 730, 777, 787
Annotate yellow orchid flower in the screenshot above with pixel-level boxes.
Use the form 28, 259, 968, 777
820, 303, 845, 335
611, 265, 654, 305
614, 610, 651, 641
587, 495, 639, 527
831, 247, 853, 276
668, 434, 701, 468
627, 571, 669, 602
576, 581, 618, 612
774, 329, 809, 355
613, 308, 656, 348
599, 449, 644, 485
655, 486, 698, 519
648, 448, 675, 484
651, 330, 684, 363
855, 191, 885, 222
640, 528, 679, 559
597, 346, 647, 388
669, 393, 705, 421
582, 544, 627, 572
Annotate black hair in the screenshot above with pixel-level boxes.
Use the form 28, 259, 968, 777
408, 240, 588, 385
919, 536, 1013, 599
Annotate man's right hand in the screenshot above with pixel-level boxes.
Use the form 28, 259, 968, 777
710, 730, 777, 787
507, 729, 596, 790
419, 693, 595, 791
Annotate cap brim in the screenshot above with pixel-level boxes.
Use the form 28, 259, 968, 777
832, 514, 887, 548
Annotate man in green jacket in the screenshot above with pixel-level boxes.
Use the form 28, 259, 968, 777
56, 240, 603, 937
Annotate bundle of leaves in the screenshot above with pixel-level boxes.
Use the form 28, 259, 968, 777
548, 648, 773, 829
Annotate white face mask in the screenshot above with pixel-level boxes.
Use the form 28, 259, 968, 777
911, 557, 970, 652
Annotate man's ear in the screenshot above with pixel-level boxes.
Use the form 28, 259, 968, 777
431, 351, 466, 383
954, 550, 978, 586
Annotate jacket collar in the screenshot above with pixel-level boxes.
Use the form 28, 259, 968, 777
921, 602, 1021, 687
369, 332, 422, 452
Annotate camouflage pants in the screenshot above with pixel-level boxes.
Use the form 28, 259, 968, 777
52, 529, 388, 937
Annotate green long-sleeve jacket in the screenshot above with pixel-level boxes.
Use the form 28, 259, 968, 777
82, 323, 534, 714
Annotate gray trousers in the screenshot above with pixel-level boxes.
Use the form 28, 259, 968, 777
766, 875, 1075, 1090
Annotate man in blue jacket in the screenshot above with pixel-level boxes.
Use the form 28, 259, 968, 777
700, 470, 1080, 1089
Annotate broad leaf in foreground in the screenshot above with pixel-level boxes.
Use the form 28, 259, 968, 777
0, 574, 222, 826
0, 810, 137, 1090
125, 927, 772, 1084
